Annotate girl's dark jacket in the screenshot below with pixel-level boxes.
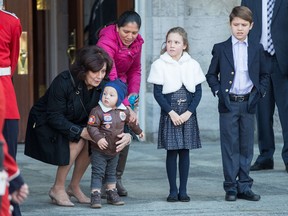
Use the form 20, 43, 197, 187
24, 70, 104, 165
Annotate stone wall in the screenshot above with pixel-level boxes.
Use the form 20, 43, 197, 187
141, 0, 282, 143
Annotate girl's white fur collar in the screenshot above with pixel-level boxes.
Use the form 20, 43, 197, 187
147, 52, 206, 94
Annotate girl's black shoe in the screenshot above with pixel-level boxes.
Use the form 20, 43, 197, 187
178, 194, 190, 202
166, 195, 178, 202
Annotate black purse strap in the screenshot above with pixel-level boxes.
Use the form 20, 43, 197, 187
68, 71, 89, 117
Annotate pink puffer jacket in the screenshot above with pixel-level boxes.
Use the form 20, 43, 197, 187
97, 24, 144, 105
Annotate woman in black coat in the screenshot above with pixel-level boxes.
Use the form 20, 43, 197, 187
24, 46, 133, 207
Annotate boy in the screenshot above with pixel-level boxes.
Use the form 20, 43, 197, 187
206, 6, 269, 202
87, 79, 144, 208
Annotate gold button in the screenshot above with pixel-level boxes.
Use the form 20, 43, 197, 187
225, 89, 229, 92
231, 71, 234, 75
229, 81, 232, 84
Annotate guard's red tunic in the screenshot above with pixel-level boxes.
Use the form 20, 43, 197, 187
0, 9, 22, 119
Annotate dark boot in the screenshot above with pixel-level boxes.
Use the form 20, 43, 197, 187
116, 178, 127, 196
106, 189, 124, 205
116, 145, 129, 196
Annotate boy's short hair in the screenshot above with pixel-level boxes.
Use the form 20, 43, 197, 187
229, 6, 253, 24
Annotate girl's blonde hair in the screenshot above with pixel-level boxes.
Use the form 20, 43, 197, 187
161, 26, 190, 54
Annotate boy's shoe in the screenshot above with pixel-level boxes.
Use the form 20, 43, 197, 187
90, 191, 102, 208
237, 190, 260, 201
106, 189, 125, 205
225, 191, 237, 201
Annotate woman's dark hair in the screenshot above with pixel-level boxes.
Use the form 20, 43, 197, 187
117, 11, 141, 29
70, 45, 113, 81
95, 11, 141, 41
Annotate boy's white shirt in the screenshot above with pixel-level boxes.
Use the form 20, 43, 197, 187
98, 100, 127, 113
147, 51, 206, 94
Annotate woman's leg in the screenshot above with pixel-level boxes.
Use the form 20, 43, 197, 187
49, 139, 87, 206
116, 145, 129, 196
66, 139, 91, 203
115, 124, 131, 196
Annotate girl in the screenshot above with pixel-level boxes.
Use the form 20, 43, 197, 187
147, 27, 206, 202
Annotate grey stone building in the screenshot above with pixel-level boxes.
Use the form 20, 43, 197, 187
10, 0, 281, 144
137, 0, 240, 142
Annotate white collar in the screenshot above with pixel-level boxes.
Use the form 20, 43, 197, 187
232, 35, 248, 46
98, 101, 127, 113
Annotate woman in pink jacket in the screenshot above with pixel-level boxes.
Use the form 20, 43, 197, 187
97, 10, 144, 197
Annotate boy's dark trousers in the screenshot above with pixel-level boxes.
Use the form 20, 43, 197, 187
219, 100, 254, 193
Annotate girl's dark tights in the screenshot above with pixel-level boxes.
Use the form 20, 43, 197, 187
166, 149, 190, 196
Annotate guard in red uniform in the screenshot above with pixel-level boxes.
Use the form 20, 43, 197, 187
0, 82, 28, 216
0, 8, 22, 158
0, 6, 24, 216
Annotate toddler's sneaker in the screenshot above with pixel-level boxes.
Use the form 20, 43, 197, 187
106, 189, 125, 205
91, 191, 102, 208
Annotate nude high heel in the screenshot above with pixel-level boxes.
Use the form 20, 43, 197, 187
48, 188, 74, 207
66, 185, 90, 204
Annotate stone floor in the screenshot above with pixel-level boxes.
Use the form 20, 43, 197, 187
16, 141, 288, 216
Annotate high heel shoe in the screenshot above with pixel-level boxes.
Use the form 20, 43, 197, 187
66, 185, 90, 204
48, 188, 74, 207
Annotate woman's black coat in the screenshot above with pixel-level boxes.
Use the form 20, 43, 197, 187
24, 70, 104, 165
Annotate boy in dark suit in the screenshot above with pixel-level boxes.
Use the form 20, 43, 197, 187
206, 6, 269, 202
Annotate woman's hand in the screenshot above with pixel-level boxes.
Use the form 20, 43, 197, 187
80, 127, 94, 141
180, 111, 192, 123
168, 110, 183, 126
97, 138, 108, 150
116, 133, 132, 152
